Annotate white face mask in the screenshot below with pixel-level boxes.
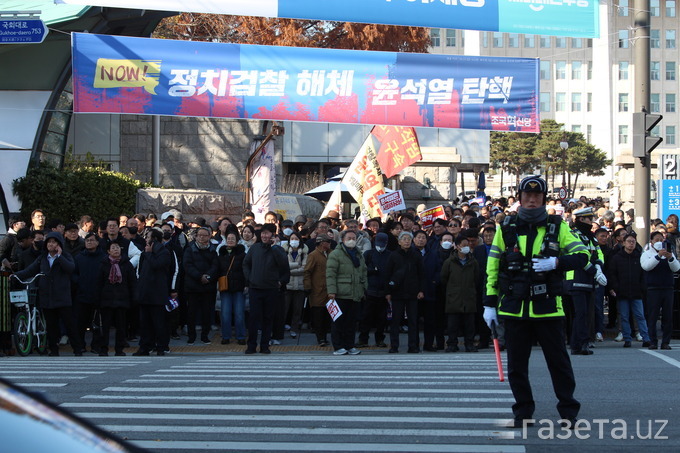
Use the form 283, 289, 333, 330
344, 239, 357, 249
289, 240, 300, 249
375, 245, 386, 252
653, 241, 664, 251
459, 246, 470, 255
283, 228, 293, 237
441, 241, 453, 250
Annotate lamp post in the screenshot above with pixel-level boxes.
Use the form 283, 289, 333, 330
559, 140, 569, 191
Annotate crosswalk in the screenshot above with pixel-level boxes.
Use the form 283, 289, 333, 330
58, 355, 526, 452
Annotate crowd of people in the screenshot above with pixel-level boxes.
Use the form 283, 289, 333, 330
0, 186, 677, 359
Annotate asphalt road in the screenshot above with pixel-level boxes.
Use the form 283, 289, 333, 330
1, 335, 679, 453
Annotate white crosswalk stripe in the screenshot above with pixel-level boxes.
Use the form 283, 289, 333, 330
62, 355, 525, 452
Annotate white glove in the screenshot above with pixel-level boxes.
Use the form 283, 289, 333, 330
595, 264, 607, 286
532, 257, 558, 272
483, 307, 498, 329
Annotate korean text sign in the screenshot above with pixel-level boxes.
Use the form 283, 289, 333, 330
419, 205, 447, 229
72, 33, 540, 132
378, 190, 406, 213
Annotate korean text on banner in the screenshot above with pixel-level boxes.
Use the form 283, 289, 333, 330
344, 134, 385, 220
58, 0, 599, 38
250, 140, 276, 224
372, 126, 422, 179
326, 299, 342, 322
71, 33, 540, 133
378, 190, 406, 214
419, 205, 447, 229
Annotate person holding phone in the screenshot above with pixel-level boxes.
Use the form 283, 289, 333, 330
641, 231, 680, 349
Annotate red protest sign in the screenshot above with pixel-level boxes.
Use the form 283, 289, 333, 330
372, 126, 422, 178
418, 205, 446, 229
377, 190, 406, 213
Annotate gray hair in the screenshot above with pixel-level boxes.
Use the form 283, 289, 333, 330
398, 231, 414, 241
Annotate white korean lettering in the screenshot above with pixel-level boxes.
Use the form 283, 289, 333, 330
168, 69, 199, 97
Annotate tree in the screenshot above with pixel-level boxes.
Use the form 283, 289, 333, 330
153, 15, 431, 52
490, 131, 539, 189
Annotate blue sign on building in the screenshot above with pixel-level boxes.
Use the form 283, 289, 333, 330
657, 180, 680, 222
0, 19, 48, 44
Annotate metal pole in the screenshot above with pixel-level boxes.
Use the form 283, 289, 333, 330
633, 0, 651, 243
151, 115, 160, 186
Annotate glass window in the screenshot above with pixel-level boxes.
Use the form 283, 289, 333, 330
651, 93, 661, 112
482, 32, 488, 48
587, 125, 592, 143
572, 61, 583, 79
508, 33, 519, 48
446, 29, 456, 47
556, 92, 566, 112
667, 61, 676, 80
651, 61, 661, 80
493, 32, 504, 47
618, 30, 629, 48
572, 125, 582, 133
556, 61, 567, 79
619, 125, 628, 144
587, 61, 593, 79
540, 36, 551, 48
651, 29, 661, 48
430, 29, 441, 47
618, 93, 629, 112
540, 60, 551, 80
540, 92, 551, 112
667, 29, 676, 48
667, 125, 676, 145
619, 61, 629, 80
668, 1, 677, 17
619, 0, 629, 16
571, 38, 583, 48
667, 93, 676, 112
524, 35, 535, 48
572, 93, 582, 112
587, 93, 593, 112
555, 37, 566, 48
651, 0, 660, 15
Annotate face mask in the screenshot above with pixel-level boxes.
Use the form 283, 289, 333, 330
289, 240, 300, 248
127, 226, 138, 235
653, 241, 664, 251
459, 246, 470, 255
441, 241, 453, 250
344, 239, 357, 249
375, 245, 385, 252
162, 231, 172, 240
283, 228, 293, 237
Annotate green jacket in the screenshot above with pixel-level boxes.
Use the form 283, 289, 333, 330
326, 245, 367, 302
441, 254, 480, 314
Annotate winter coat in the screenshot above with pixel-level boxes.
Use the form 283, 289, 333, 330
182, 241, 219, 293
282, 243, 309, 291
326, 245, 367, 302
304, 248, 329, 307
15, 232, 74, 309
74, 248, 106, 305
97, 255, 137, 309
64, 237, 85, 257
99, 235, 141, 269
355, 230, 372, 255
441, 254, 480, 314
137, 241, 172, 306
364, 248, 391, 297
384, 246, 424, 300
641, 242, 680, 289
243, 243, 290, 290
420, 246, 443, 301
217, 244, 247, 293
607, 247, 646, 300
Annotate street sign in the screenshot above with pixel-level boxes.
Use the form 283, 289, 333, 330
558, 186, 568, 201
657, 180, 680, 221
0, 19, 48, 44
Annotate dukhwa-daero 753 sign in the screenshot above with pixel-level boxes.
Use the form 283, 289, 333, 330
72, 33, 539, 132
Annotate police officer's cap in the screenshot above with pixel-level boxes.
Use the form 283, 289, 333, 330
573, 207, 595, 218
518, 175, 548, 195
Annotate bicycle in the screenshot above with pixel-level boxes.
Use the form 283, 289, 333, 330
10, 274, 47, 356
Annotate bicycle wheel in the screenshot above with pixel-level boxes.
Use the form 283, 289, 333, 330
13, 311, 32, 357
34, 309, 48, 355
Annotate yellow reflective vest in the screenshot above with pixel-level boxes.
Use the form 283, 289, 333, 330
486, 216, 589, 319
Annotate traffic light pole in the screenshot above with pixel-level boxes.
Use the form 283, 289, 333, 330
633, 0, 651, 243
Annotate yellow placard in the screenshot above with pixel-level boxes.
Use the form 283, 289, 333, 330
94, 58, 161, 94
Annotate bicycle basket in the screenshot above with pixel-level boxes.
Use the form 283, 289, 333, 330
10, 290, 29, 304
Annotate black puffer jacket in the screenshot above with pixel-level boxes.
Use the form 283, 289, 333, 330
97, 255, 137, 308
217, 244, 246, 293
607, 247, 646, 300
183, 242, 219, 293
384, 246, 424, 300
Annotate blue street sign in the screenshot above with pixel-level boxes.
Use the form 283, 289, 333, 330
657, 179, 680, 222
0, 18, 48, 44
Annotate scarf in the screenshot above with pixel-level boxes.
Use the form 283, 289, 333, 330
108, 256, 122, 284
518, 206, 548, 224
345, 245, 361, 268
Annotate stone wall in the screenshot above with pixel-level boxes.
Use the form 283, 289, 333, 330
120, 116, 283, 191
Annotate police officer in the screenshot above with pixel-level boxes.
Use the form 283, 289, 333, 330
565, 207, 607, 355
483, 176, 589, 428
